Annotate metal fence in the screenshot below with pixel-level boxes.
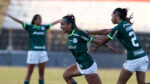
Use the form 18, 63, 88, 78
0, 28, 150, 55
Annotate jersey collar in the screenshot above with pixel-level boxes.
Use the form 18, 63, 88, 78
33, 25, 41, 29
68, 29, 75, 36
119, 20, 124, 23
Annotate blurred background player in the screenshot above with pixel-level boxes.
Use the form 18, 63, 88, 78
87, 8, 149, 84
2, 12, 61, 84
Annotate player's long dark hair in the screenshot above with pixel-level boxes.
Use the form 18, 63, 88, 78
31, 14, 40, 24
62, 15, 79, 30
113, 8, 133, 25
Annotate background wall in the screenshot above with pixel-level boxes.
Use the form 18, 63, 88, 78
2, 0, 150, 32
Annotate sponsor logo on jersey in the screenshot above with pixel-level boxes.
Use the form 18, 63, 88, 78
125, 26, 132, 32
68, 46, 76, 49
123, 23, 133, 32
34, 46, 46, 49
134, 49, 145, 56
33, 32, 44, 35
123, 23, 130, 28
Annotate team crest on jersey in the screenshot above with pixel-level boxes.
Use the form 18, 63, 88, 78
73, 38, 78, 43
41, 27, 45, 30
79, 64, 83, 68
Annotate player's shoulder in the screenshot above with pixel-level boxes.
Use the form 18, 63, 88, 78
39, 24, 45, 28
25, 22, 32, 26
24, 24, 33, 29
41, 24, 51, 30
120, 21, 131, 27
26, 24, 33, 28
118, 21, 125, 27
114, 21, 127, 30
73, 29, 88, 37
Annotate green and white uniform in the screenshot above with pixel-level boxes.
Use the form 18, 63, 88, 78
108, 21, 149, 73
68, 29, 97, 74
23, 23, 52, 50
23, 22, 52, 64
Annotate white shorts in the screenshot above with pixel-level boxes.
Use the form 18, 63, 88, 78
123, 56, 149, 73
27, 51, 49, 64
77, 62, 98, 75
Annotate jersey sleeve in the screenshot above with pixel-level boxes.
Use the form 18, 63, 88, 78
79, 31, 93, 43
23, 22, 30, 30
43, 23, 52, 30
108, 25, 120, 40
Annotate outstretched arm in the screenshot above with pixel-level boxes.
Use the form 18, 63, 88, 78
87, 37, 101, 53
90, 35, 117, 53
2, 12, 24, 25
90, 35, 106, 44
92, 36, 110, 51
86, 29, 111, 35
51, 19, 61, 26
104, 44, 118, 53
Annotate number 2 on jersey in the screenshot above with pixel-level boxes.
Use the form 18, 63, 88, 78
129, 31, 139, 47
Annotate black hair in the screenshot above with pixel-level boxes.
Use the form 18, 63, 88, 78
31, 14, 40, 24
113, 8, 133, 25
62, 15, 79, 30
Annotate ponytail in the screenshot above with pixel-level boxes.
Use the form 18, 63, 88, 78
125, 13, 133, 25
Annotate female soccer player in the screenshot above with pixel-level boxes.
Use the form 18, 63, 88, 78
87, 8, 149, 84
3, 12, 61, 84
60, 14, 117, 84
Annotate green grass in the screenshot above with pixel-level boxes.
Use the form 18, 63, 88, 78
0, 67, 149, 84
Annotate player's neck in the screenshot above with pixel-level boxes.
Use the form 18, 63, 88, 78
35, 24, 40, 26
68, 29, 73, 34
117, 19, 123, 24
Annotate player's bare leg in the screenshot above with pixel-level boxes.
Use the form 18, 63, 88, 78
24, 64, 35, 83
136, 71, 146, 84
63, 64, 82, 84
117, 68, 132, 84
38, 62, 46, 84
85, 74, 102, 84
38, 62, 46, 80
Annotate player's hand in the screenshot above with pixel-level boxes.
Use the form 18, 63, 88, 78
92, 46, 98, 52
104, 44, 118, 54
2, 12, 9, 16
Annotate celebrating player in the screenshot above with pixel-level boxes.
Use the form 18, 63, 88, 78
87, 8, 149, 84
60, 14, 117, 84
2, 12, 61, 84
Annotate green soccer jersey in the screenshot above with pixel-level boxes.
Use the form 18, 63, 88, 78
23, 22, 52, 51
68, 29, 94, 69
108, 21, 146, 60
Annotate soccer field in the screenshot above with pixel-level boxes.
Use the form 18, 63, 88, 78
0, 67, 149, 84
